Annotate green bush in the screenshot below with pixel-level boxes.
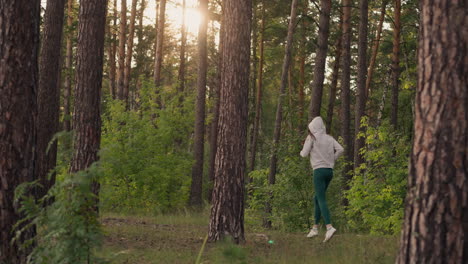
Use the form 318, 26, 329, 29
345, 118, 410, 235
99, 80, 194, 213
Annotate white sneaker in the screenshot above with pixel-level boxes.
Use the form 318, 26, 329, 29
323, 227, 336, 242
306, 228, 319, 238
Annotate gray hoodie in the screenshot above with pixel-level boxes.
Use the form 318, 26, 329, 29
300, 117, 344, 169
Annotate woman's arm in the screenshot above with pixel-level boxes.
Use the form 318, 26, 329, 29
300, 135, 313, 157
333, 139, 344, 160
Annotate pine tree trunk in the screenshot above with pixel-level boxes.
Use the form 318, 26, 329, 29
365, 0, 387, 99
135, 0, 146, 106
248, 0, 258, 166
177, 0, 187, 94
117, 0, 127, 100
248, 1, 265, 173
69, 0, 107, 203
353, 0, 368, 170
0, 1, 40, 262
340, 0, 353, 192
208, 9, 224, 202
37, 0, 67, 200
154, 0, 166, 107
265, 0, 298, 228
124, 0, 139, 105
208, 0, 251, 243
325, 33, 342, 134
108, 0, 118, 99
63, 0, 75, 131
308, 0, 332, 119
189, 0, 209, 207
390, 0, 401, 130
397, 1, 468, 262
298, 0, 308, 130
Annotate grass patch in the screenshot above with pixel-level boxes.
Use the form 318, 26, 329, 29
99, 211, 398, 263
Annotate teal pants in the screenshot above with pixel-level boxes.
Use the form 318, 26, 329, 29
313, 168, 333, 225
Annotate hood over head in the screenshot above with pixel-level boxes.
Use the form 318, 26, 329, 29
308, 116, 326, 136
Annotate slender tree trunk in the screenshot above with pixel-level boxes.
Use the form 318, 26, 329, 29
298, 0, 308, 130
340, 0, 353, 194
177, 0, 187, 94
63, 0, 75, 131
208, 9, 224, 202
249, 1, 265, 173
248, 0, 258, 173
37, 0, 67, 200
154, 0, 166, 107
117, 0, 127, 100
353, 0, 368, 170
0, 1, 40, 263
189, 0, 209, 207
265, 0, 298, 228
124, 0, 139, 105
390, 0, 401, 130
108, 0, 118, 99
69, 0, 107, 205
325, 26, 342, 134
308, 0, 332, 119
208, 0, 251, 243
365, 0, 388, 99
397, 1, 468, 262
135, 0, 146, 106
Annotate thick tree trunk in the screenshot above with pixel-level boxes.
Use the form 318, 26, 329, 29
325, 18, 342, 134
365, 0, 387, 99
154, 0, 166, 107
208, 10, 224, 202
208, 0, 251, 243
63, 0, 75, 131
124, 0, 139, 105
353, 0, 368, 170
37, 0, 67, 200
69, 0, 107, 203
248, 1, 265, 173
340, 0, 353, 191
189, 0, 208, 207
265, 0, 298, 228
117, 0, 127, 100
0, 1, 40, 262
177, 0, 187, 94
390, 0, 401, 130
308, 0, 332, 119
397, 1, 468, 262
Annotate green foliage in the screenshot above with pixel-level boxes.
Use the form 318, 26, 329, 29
99, 79, 194, 214
345, 118, 410, 235
14, 164, 104, 264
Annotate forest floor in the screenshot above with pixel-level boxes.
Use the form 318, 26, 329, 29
100, 212, 399, 264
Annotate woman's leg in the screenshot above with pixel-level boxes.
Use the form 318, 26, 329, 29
313, 168, 333, 225
314, 195, 321, 225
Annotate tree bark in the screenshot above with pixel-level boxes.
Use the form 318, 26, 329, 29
124, 0, 139, 105
340, 0, 353, 192
248, 1, 265, 173
353, 0, 368, 170
397, 1, 468, 262
108, 0, 118, 99
177, 0, 187, 94
37, 0, 67, 200
208, 0, 251, 243
117, 0, 127, 100
298, 0, 308, 130
0, 1, 40, 262
69, 0, 107, 202
63, 0, 75, 131
365, 0, 388, 99
325, 23, 342, 134
308, 0, 332, 120
189, 0, 209, 207
390, 0, 401, 130
265, 0, 298, 228
208, 7, 224, 202
154, 0, 166, 107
